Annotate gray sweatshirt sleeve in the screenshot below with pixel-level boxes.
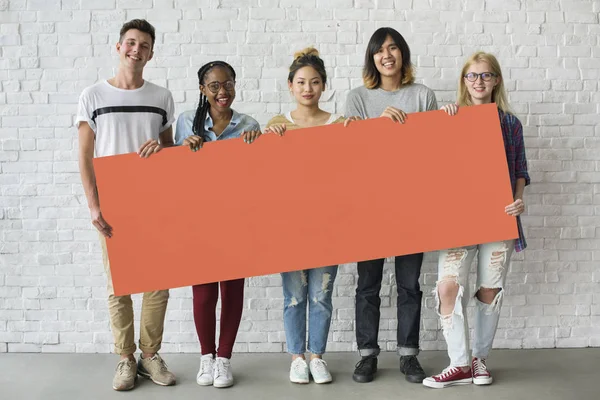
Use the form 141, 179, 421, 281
426, 88, 438, 111
344, 89, 367, 119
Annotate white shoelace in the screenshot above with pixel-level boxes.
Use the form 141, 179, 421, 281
473, 359, 488, 375
200, 358, 213, 374
215, 358, 230, 378
292, 359, 307, 376
437, 366, 460, 379
311, 359, 328, 375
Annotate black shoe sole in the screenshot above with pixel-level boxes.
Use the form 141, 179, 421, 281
353, 373, 374, 383
404, 374, 425, 383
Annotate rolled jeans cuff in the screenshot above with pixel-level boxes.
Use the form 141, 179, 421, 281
358, 347, 380, 357
397, 346, 419, 356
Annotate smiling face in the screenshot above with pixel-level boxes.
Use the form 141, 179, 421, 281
288, 66, 324, 107
201, 66, 236, 112
116, 29, 154, 71
463, 61, 500, 105
373, 35, 403, 80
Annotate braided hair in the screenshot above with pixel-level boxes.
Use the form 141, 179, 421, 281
192, 61, 237, 137
288, 47, 327, 85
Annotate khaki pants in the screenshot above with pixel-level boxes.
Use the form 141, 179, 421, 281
100, 235, 169, 355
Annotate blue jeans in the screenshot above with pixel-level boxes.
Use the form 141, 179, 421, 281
281, 266, 338, 355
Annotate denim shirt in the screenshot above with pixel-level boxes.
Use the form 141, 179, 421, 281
174, 108, 260, 145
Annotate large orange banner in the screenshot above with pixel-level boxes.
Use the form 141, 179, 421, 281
93, 103, 517, 296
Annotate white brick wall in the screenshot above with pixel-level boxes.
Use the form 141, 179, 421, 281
1, 0, 599, 353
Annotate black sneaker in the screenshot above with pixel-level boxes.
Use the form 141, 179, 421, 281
352, 355, 378, 383
399, 355, 426, 383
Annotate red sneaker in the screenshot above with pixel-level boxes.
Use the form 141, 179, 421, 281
423, 366, 472, 389
472, 358, 493, 385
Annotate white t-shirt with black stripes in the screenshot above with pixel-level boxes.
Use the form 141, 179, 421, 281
76, 80, 175, 157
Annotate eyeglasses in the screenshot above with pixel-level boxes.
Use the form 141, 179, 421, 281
464, 72, 497, 82
204, 80, 235, 93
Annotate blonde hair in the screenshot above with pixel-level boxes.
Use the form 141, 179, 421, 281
364, 65, 415, 89
458, 52, 511, 113
293, 47, 320, 60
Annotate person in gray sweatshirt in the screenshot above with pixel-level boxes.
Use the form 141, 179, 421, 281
345, 27, 437, 385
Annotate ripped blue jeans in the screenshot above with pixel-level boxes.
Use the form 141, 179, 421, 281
281, 266, 338, 355
435, 240, 515, 367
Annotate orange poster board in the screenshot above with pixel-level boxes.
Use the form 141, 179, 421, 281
93, 103, 518, 296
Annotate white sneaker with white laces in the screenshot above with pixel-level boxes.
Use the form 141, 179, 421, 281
309, 358, 332, 384
196, 354, 215, 386
213, 357, 234, 388
289, 358, 309, 384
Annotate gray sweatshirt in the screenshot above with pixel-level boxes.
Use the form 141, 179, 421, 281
345, 83, 438, 119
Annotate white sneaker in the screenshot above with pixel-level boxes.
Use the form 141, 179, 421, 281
213, 357, 234, 388
309, 358, 332, 384
289, 358, 309, 384
196, 354, 215, 386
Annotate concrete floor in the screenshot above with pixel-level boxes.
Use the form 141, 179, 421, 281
1, 349, 597, 400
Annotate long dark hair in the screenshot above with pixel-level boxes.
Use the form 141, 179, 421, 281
192, 61, 237, 137
363, 27, 414, 89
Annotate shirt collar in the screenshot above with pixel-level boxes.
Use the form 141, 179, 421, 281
204, 108, 241, 129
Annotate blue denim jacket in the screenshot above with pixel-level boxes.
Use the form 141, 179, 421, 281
175, 108, 260, 145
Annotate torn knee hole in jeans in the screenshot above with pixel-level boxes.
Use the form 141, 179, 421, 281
476, 286, 504, 315
288, 297, 299, 307
433, 275, 463, 309
433, 275, 465, 336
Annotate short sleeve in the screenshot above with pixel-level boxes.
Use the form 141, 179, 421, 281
161, 91, 175, 132
75, 89, 96, 132
174, 111, 194, 145
265, 116, 282, 129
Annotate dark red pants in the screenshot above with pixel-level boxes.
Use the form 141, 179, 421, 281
192, 279, 244, 359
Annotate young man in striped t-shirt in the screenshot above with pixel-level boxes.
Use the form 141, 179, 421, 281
76, 19, 176, 391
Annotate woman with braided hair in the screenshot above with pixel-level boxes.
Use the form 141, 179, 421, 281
174, 61, 261, 389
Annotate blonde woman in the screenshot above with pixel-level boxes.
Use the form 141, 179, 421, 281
423, 52, 530, 389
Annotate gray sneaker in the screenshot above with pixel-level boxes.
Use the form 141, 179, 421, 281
113, 359, 137, 391
137, 353, 176, 386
